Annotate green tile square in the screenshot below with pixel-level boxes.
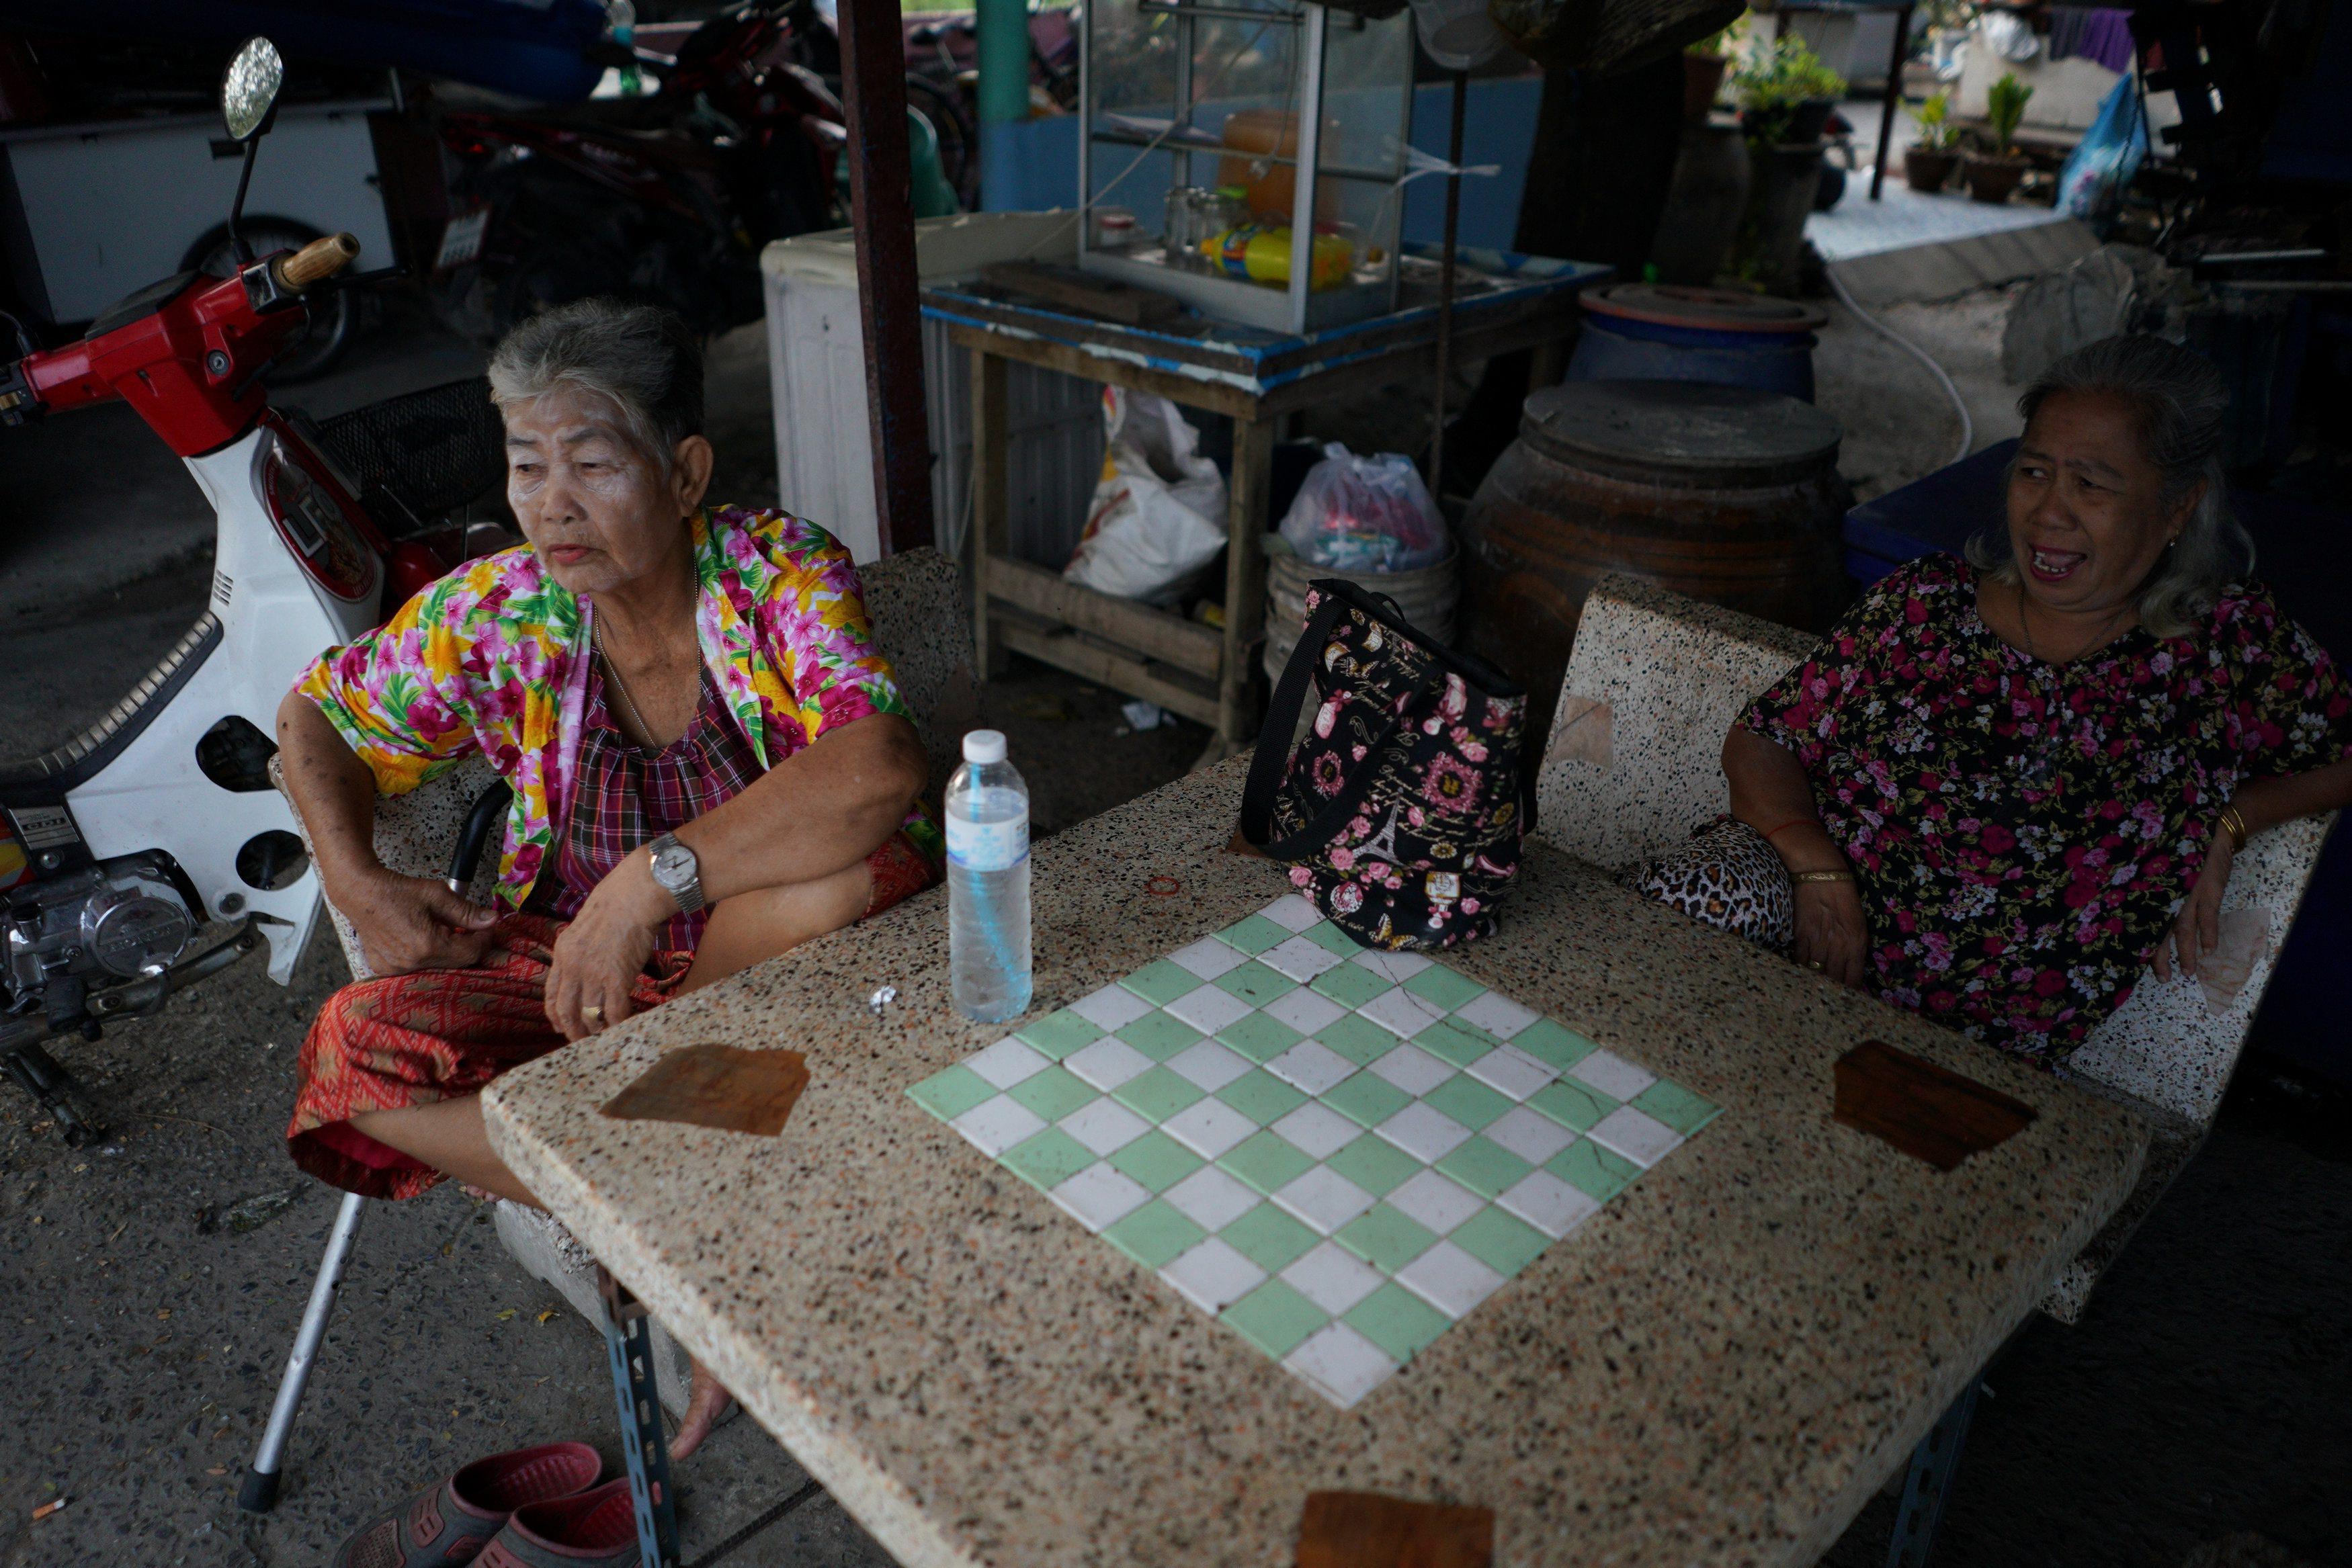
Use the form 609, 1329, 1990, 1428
1218, 914, 1291, 956
1217, 1069, 1310, 1127
1109, 1129, 1204, 1193
1413, 1019, 1495, 1070
1215, 961, 1296, 1008
1120, 959, 1206, 1007
1216, 1010, 1304, 1063
1324, 1071, 1413, 1129
1300, 920, 1361, 957
1006, 1065, 1098, 1122
1222, 1278, 1330, 1360
1326, 1133, 1423, 1197
906, 1063, 995, 1122
1117, 1009, 1206, 1061
1103, 1199, 1208, 1268
1509, 1018, 1597, 1073
1013, 1009, 1105, 1061
1218, 1203, 1319, 1272
1423, 1074, 1513, 1131
1218, 1129, 1318, 1195
1450, 1205, 1550, 1277
1632, 1079, 1722, 1135
1311, 962, 1395, 1010
1001, 1127, 1096, 1192
1547, 1139, 1640, 1203
1526, 1077, 1618, 1133
1343, 1281, 1452, 1362
1335, 1203, 1438, 1272
1402, 964, 1486, 1011
1112, 1065, 1207, 1122
1436, 1135, 1534, 1199
1313, 1011, 1400, 1065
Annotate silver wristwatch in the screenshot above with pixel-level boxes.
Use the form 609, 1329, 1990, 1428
647, 832, 704, 914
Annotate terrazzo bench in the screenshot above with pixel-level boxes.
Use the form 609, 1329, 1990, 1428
264, 543, 980, 1422
1532, 572, 2337, 1325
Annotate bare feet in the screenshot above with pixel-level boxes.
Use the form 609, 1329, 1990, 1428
669, 1358, 735, 1460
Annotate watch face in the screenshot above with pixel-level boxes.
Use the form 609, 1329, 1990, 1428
653, 842, 696, 885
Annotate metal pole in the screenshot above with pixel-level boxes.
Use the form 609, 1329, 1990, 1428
837, 0, 937, 554
240, 1190, 366, 1512
1428, 68, 1466, 506
1872, 5, 1913, 202
1286, 4, 1329, 337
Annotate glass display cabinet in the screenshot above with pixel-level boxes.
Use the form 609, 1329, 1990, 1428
1076, 0, 1416, 335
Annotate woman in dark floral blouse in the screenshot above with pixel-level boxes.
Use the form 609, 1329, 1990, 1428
1652, 335, 2352, 1063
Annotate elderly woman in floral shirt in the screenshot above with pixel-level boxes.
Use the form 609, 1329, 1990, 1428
276, 299, 938, 1456
1638, 335, 2352, 1064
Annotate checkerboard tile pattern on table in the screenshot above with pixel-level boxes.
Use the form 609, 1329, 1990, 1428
907, 896, 1721, 1409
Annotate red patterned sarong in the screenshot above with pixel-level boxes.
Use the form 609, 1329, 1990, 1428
288, 831, 938, 1199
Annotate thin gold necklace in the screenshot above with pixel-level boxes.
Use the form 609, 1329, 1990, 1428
2016, 579, 2130, 665
592, 621, 659, 742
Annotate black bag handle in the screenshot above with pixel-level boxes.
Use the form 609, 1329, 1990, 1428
1238, 585, 1355, 851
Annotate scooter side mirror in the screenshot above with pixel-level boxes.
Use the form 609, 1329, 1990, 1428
220, 37, 284, 143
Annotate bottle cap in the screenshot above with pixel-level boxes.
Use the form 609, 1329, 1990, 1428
962, 729, 1007, 765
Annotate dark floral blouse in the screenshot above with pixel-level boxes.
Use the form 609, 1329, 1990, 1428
1741, 553, 2352, 1062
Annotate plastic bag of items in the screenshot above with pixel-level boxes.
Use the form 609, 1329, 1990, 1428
1277, 443, 1448, 574
1064, 389, 1228, 605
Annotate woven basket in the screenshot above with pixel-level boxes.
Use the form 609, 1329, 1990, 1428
1261, 541, 1460, 683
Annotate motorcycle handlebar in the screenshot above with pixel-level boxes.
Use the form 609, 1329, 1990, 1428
274, 232, 360, 291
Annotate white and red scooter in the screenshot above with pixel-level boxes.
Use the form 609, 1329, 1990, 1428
0, 39, 494, 1143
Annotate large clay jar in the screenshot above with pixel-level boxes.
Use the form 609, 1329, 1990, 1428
1651, 114, 1751, 287
1457, 380, 1853, 753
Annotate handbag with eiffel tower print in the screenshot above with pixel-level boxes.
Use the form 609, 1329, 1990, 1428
1237, 578, 1533, 951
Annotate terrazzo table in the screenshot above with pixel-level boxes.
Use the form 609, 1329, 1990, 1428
482, 758, 2150, 1567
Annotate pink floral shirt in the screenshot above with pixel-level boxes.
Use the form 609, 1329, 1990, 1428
296, 505, 937, 906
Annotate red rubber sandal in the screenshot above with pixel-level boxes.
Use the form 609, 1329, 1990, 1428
478, 1479, 644, 1567
331, 1440, 602, 1568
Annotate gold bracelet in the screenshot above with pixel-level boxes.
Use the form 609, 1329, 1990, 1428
1791, 869, 1855, 884
2218, 803, 2249, 853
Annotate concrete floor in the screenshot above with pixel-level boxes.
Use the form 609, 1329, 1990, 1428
2, 292, 2346, 1568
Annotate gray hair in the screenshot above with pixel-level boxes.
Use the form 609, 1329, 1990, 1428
485, 298, 704, 475
1968, 334, 2253, 640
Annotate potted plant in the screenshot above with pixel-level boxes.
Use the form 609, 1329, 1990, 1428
1731, 33, 1849, 147
1904, 93, 1962, 192
1962, 73, 2033, 204
1729, 35, 1847, 290
1685, 28, 1731, 122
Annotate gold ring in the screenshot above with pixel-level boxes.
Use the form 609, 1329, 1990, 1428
583, 1003, 605, 1025
1806, 960, 1824, 971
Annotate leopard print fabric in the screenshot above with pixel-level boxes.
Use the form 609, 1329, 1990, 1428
1628, 816, 1794, 949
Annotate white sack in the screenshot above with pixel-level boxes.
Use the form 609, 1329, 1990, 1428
1064, 388, 1228, 605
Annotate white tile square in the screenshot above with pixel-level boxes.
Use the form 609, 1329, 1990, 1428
1261, 934, 1346, 983
1163, 1097, 1259, 1160
948, 1094, 1046, 1158
1271, 1166, 1378, 1235
1263, 1039, 1356, 1098
1058, 1096, 1151, 1157
1587, 1104, 1683, 1168
1375, 1101, 1475, 1164
1466, 1045, 1558, 1102
1165, 984, 1255, 1036
1269, 1101, 1361, 1161
1452, 990, 1542, 1040
1162, 1164, 1260, 1232
1365, 1042, 1454, 1096
1063, 1036, 1154, 1092
1260, 895, 1325, 932
1497, 1170, 1603, 1238
1166, 1038, 1253, 1093
1048, 1162, 1152, 1232
1483, 1104, 1577, 1166
1261, 987, 1347, 1038
1160, 1237, 1266, 1314
964, 1036, 1050, 1090
1168, 936, 1248, 980
1568, 1047, 1658, 1102
1280, 1240, 1386, 1315
1351, 948, 1433, 983
1284, 1322, 1398, 1409
1395, 1240, 1507, 1319
1359, 986, 1450, 1039
1384, 1168, 1486, 1235
1068, 984, 1154, 1032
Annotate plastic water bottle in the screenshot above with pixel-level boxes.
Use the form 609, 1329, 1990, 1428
947, 730, 1032, 1022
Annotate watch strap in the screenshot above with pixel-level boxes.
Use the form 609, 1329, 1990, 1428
648, 831, 704, 914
